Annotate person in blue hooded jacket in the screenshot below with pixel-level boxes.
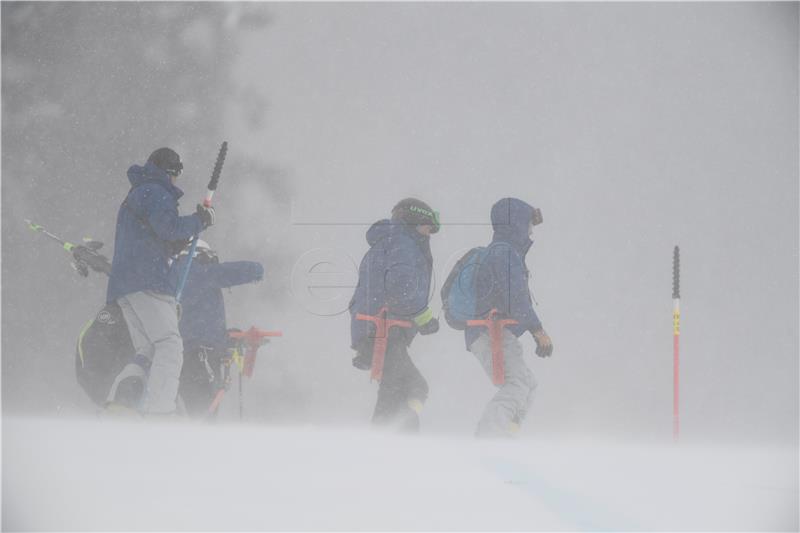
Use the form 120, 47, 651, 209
105, 147, 216, 415
466, 197, 553, 438
349, 198, 441, 432
168, 240, 264, 417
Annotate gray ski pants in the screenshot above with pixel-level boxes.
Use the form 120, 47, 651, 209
469, 329, 537, 438
112, 290, 184, 414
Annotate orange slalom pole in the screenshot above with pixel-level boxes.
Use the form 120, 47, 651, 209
467, 309, 518, 385
228, 326, 283, 378
672, 246, 681, 441
355, 307, 412, 382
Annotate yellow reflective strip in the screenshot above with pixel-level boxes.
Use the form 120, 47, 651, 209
673, 312, 680, 335
77, 317, 94, 366
413, 307, 433, 327
407, 399, 424, 414
232, 347, 244, 371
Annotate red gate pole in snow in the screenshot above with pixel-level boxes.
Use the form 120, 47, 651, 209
672, 246, 681, 441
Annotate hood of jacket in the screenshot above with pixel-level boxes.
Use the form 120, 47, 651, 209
365, 219, 393, 246
127, 161, 184, 199
490, 197, 535, 255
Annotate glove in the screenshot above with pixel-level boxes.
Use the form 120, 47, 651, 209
352, 351, 372, 370
531, 327, 553, 358
417, 316, 439, 336
413, 308, 439, 336
352, 338, 374, 370
71, 259, 89, 277
166, 238, 192, 257
196, 204, 215, 229
223, 328, 241, 354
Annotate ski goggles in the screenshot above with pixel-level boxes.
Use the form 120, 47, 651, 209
531, 207, 543, 227
166, 161, 183, 177
430, 210, 440, 233
408, 205, 440, 233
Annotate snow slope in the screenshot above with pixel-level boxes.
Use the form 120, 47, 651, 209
3, 416, 797, 531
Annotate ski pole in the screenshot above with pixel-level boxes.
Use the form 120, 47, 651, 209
672, 245, 681, 441
239, 365, 243, 421
206, 345, 237, 419
25, 219, 112, 276
226, 326, 282, 420
176, 141, 228, 303
26, 219, 68, 247
207, 388, 226, 417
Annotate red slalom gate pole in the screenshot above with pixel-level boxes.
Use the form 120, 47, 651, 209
467, 309, 518, 386
355, 307, 412, 382
228, 326, 283, 378
672, 246, 681, 441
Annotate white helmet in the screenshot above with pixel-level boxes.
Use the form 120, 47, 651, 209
180, 239, 217, 262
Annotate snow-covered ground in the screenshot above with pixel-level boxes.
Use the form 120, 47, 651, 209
3, 416, 796, 531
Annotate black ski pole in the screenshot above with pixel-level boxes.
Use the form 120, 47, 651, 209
176, 141, 228, 302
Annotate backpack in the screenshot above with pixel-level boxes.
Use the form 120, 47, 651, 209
441, 246, 494, 330
75, 302, 136, 406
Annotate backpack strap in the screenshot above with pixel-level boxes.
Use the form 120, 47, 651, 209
120, 179, 187, 256
120, 178, 170, 231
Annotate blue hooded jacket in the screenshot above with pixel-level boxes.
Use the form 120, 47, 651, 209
169, 255, 264, 353
349, 219, 434, 349
106, 162, 204, 304
464, 197, 542, 348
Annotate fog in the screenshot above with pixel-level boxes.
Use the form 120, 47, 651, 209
2, 2, 798, 530
4, 417, 797, 530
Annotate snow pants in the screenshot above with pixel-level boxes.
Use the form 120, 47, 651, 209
179, 345, 222, 418
372, 335, 429, 432
109, 290, 184, 414
469, 329, 537, 438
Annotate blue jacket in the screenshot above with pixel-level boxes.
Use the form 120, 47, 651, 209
465, 197, 542, 348
349, 219, 434, 349
106, 162, 204, 304
169, 256, 264, 353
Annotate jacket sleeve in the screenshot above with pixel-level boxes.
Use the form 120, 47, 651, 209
138, 185, 203, 241
383, 238, 430, 319
188, 261, 264, 290
489, 246, 542, 332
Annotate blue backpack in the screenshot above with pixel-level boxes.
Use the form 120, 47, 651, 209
441, 246, 493, 330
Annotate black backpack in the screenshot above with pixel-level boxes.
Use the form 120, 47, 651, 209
75, 302, 135, 406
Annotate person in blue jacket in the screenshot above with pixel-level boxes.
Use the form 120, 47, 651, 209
349, 198, 441, 432
169, 240, 264, 417
105, 147, 216, 415
466, 197, 553, 438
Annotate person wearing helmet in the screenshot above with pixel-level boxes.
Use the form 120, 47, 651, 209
105, 147, 216, 415
349, 198, 441, 432
168, 240, 264, 417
